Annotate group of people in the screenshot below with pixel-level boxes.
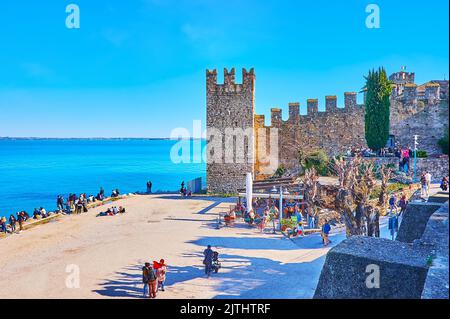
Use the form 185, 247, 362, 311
179, 181, 192, 197
142, 259, 167, 298
1, 187, 121, 236
386, 192, 409, 240
58, 194, 89, 215
346, 147, 377, 158
420, 171, 433, 199
346, 145, 415, 174
1, 211, 29, 234
97, 206, 126, 217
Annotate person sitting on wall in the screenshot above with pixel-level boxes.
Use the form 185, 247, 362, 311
245, 210, 255, 225
40, 207, 49, 218
33, 208, 41, 219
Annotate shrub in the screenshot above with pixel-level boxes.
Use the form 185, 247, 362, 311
370, 182, 406, 200
281, 218, 297, 229
299, 150, 329, 176
438, 130, 449, 155
416, 150, 428, 158
273, 165, 286, 178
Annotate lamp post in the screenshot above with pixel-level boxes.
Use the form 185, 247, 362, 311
413, 135, 419, 182
279, 186, 283, 231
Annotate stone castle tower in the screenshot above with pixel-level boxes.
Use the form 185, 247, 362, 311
206, 68, 256, 193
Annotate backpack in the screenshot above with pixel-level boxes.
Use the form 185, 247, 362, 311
148, 268, 157, 281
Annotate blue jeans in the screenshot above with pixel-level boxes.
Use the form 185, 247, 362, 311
1, 224, 6, 233
308, 217, 315, 229
158, 281, 165, 290
143, 283, 149, 297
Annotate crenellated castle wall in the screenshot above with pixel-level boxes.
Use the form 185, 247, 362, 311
206, 68, 449, 192
254, 94, 366, 176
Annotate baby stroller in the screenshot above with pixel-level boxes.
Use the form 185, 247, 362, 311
212, 251, 221, 273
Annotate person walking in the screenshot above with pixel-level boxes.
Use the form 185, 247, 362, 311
203, 245, 214, 278
321, 220, 331, 246
388, 193, 398, 215
147, 181, 152, 194
17, 212, 24, 232
425, 171, 432, 193
398, 194, 408, 217
388, 212, 399, 240
156, 259, 167, 292
147, 264, 158, 298
420, 173, 429, 199
142, 262, 151, 298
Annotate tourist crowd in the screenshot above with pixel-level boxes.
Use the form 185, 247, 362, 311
1, 187, 123, 235
346, 144, 416, 173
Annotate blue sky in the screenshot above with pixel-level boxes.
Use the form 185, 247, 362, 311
0, 0, 448, 137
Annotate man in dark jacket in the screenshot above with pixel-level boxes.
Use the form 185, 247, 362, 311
142, 262, 151, 298
203, 245, 214, 277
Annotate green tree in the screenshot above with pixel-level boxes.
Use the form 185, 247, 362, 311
299, 149, 329, 176
364, 67, 392, 151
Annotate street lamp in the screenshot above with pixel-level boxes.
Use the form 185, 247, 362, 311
279, 186, 283, 231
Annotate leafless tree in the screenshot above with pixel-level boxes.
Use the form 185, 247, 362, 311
330, 156, 379, 237
303, 167, 321, 224
378, 165, 394, 215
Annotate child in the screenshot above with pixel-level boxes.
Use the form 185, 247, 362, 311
321, 220, 331, 246
296, 222, 305, 237
154, 259, 167, 292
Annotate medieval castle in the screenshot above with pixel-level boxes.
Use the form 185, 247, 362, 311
206, 68, 449, 193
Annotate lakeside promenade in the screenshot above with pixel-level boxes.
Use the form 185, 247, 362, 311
0, 185, 444, 298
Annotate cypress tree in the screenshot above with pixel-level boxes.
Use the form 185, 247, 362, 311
364, 67, 392, 151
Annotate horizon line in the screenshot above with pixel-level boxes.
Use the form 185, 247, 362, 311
0, 137, 206, 140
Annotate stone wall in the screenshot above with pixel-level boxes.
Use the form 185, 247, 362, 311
254, 96, 366, 176
362, 156, 449, 182
314, 192, 449, 299
390, 99, 449, 155
421, 202, 449, 299
313, 236, 430, 299
206, 68, 255, 193
253, 80, 448, 177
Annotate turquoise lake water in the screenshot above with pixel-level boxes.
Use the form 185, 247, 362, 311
0, 139, 206, 215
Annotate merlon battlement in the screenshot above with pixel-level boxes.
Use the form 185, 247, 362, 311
260, 93, 363, 127
206, 67, 255, 92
